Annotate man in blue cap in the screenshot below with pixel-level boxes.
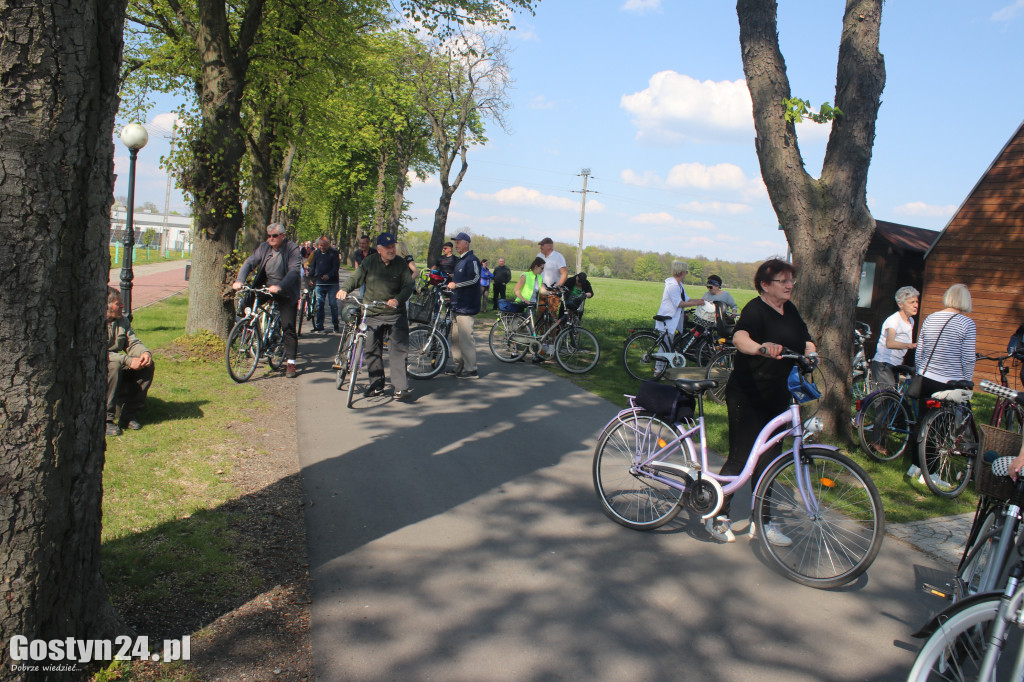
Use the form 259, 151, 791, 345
445, 231, 482, 378
337, 233, 415, 400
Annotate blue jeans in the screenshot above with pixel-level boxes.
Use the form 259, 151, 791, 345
315, 283, 339, 329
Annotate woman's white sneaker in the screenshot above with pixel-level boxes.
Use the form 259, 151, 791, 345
705, 516, 735, 543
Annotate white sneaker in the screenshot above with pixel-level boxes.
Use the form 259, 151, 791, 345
764, 522, 793, 547
919, 473, 951, 490
705, 516, 735, 543
906, 464, 921, 478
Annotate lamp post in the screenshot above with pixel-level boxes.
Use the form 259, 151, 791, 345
119, 122, 149, 320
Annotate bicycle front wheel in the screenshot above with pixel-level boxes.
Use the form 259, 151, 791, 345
622, 330, 669, 382
917, 408, 975, 498
555, 326, 600, 374
592, 411, 688, 530
407, 327, 448, 379
754, 447, 885, 589
704, 347, 735, 405
488, 315, 528, 362
226, 319, 261, 383
346, 337, 364, 408
857, 390, 912, 462
996, 403, 1024, 434
907, 596, 1023, 681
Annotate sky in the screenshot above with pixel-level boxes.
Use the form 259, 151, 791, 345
114, 0, 1024, 263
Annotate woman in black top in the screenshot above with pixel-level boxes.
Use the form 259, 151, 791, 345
707, 258, 816, 545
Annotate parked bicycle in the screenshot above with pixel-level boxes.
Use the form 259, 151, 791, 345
916, 379, 980, 498
332, 296, 391, 408
488, 287, 600, 374
851, 321, 873, 399
622, 304, 719, 381
592, 350, 885, 589
405, 273, 452, 380
909, 380, 1024, 679
854, 363, 918, 462
226, 285, 285, 383
983, 351, 1024, 433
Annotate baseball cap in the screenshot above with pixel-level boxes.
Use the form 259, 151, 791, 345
443, 241, 453, 248
451, 232, 472, 242
538, 237, 553, 245
376, 233, 397, 246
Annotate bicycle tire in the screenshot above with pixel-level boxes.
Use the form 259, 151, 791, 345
296, 297, 306, 337
696, 336, 718, 367
996, 403, 1024, 434
334, 328, 352, 390
592, 411, 688, 530
346, 336, 363, 409
754, 447, 885, 589
917, 408, 975, 498
704, 347, 735, 405
407, 327, 448, 379
266, 317, 285, 371
857, 390, 912, 462
956, 520, 1008, 600
622, 330, 670, 382
555, 326, 600, 374
907, 595, 1022, 681
488, 316, 528, 362
226, 319, 261, 383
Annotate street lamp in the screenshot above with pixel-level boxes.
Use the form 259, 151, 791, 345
119, 122, 149, 320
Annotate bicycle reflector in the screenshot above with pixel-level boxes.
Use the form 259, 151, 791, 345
787, 366, 821, 404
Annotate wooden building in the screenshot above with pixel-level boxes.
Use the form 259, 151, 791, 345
857, 220, 939, 359
920, 119, 1024, 386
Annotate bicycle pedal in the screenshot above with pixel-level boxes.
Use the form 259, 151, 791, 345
921, 582, 953, 600
332, 363, 343, 369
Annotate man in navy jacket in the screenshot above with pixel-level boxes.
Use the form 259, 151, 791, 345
446, 232, 481, 379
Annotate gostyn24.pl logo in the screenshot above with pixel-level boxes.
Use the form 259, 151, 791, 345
8, 635, 190, 669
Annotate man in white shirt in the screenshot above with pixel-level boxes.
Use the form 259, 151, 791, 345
535, 237, 567, 333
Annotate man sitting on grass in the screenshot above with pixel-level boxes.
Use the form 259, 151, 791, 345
106, 287, 154, 436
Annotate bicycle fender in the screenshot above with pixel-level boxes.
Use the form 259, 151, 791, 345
747, 445, 842, 513
911, 591, 1003, 638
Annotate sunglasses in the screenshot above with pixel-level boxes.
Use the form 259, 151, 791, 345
267, 233, 283, 239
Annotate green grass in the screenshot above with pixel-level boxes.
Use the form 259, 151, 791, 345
102, 294, 267, 613
109, 246, 189, 268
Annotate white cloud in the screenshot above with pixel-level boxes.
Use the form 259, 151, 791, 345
992, 0, 1024, 21
677, 200, 753, 215
621, 161, 765, 198
621, 0, 661, 13
148, 112, 186, 136
893, 201, 958, 219
629, 212, 716, 231
465, 186, 605, 213
528, 94, 554, 110
620, 71, 752, 144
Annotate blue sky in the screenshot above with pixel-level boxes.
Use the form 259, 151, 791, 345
115, 0, 1024, 262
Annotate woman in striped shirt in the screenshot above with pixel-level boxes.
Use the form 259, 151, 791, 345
909, 283, 976, 477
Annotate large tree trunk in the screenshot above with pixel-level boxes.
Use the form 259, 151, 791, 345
1, 1, 130, 675
737, 0, 884, 436
242, 123, 276, 253
427, 147, 468, 266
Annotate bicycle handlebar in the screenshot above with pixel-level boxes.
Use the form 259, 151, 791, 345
759, 346, 819, 372
980, 379, 1024, 406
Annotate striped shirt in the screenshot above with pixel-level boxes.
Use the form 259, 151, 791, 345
915, 310, 976, 383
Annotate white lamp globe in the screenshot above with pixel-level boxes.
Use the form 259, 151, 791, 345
120, 123, 149, 150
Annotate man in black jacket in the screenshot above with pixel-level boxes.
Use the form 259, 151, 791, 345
491, 257, 512, 308
446, 232, 482, 379
232, 223, 303, 378
308, 236, 341, 332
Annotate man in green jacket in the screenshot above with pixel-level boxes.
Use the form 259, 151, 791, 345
337, 233, 415, 401
106, 287, 154, 436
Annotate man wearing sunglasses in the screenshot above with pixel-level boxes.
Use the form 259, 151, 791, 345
233, 223, 303, 378
702, 274, 738, 315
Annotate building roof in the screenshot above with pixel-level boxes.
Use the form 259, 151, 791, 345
874, 219, 939, 254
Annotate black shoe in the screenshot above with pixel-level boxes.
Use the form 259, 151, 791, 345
364, 378, 386, 397
286, 364, 297, 379
105, 422, 122, 437
444, 368, 460, 376
394, 388, 415, 402
532, 355, 547, 364
333, 326, 340, 333
125, 419, 142, 430
311, 327, 324, 333
457, 370, 479, 379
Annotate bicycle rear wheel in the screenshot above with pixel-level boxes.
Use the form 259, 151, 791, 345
907, 595, 1023, 681
704, 347, 735, 405
226, 319, 261, 383
592, 411, 687, 530
266, 318, 285, 370
555, 326, 600, 374
296, 296, 307, 337
622, 330, 669, 382
488, 315, 528, 362
857, 390, 911, 462
406, 327, 448, 379
917, 408, 975, 498
754, 447, 885, 589
346, 337, 364, 408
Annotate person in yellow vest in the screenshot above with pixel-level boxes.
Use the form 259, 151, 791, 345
513, 257, 555, 363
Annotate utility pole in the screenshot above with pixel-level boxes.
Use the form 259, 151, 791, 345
572, 169, 596, 275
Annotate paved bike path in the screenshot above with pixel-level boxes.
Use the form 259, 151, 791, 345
295, 328, 949, 681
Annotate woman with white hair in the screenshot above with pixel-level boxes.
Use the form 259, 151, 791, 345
869, 285, 919, 390
655, 260, 704, 335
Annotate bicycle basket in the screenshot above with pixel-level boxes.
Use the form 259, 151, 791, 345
566, 295, 585, 312
635, 381, 696, 422
976, 424, 1022, 501
693, 301, 717, 328
787, 365, 821, 404
498, 299, 525, 313
406, 293, 435, 324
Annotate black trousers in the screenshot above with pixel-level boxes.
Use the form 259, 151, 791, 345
720, 384, 788, 517
492, 283, 507, 307
275, 293, 297, 361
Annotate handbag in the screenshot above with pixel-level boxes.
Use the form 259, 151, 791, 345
907, 313, 960, 399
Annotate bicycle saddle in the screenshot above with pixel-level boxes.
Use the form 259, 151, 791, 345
929, 388, 973, 404
653, 314, 672, 322
673, 378, 718, 395
895, 364, 915, 376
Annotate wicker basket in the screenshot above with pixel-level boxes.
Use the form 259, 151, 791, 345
975, 424, 1023, 501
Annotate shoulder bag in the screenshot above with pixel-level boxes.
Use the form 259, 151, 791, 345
907, 313, 959, 399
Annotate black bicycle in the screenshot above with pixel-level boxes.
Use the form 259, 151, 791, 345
622, 307, 718, 382
227, 285, 285, 383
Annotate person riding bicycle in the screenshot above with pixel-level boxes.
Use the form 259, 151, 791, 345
562, 272, 593, 319
308, 236, 341, 333
714, 258, 816, 546
233, 223, 302, 378
336, 233, 415, 401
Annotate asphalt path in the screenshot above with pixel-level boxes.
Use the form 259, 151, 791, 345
295, 327, 949, 681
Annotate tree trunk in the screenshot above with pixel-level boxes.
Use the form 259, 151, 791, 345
387, 144, 411, 235
427, 147, 469, 266
1, 1, 130, 675
273, 141, 298, 226
242, 123, 276, 253
737, 0, 884, 436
